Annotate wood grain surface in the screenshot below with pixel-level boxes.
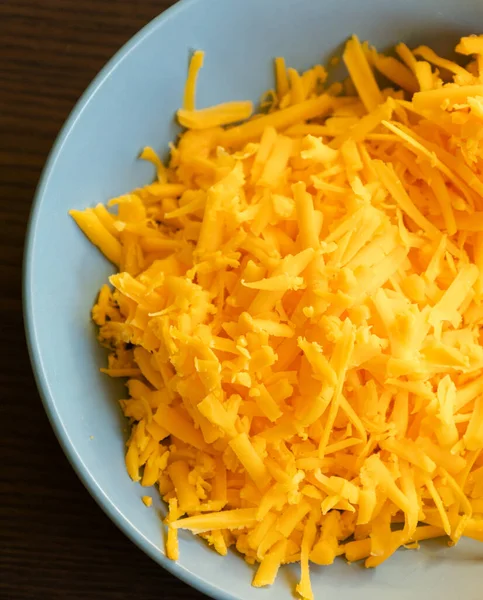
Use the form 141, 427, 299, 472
0, 1, 206, 598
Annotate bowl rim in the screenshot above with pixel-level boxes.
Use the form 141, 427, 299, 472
22, 1, 238, 598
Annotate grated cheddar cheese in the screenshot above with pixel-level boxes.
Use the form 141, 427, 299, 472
71, 36, 483, 599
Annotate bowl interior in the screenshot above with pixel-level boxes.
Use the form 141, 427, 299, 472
25, 0, 483, 598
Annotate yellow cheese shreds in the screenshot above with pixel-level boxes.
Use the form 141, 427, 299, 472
229, 433, 271, 491
288, 68, 306, 105
183, 50, 204, 111
343, 35, 383, 112
73, 34, 483, 598
371, 51, 419, 94
296, 516, 317, 600
177, 102, 254, 130
220, 94, 334, 146
456, 35, 483, 56
413, 85, 483, 110
412, 46, 475, 85
274, 57, 289, 99
253, 538, 287, 587
171, 508, 259, 533
70, 209, 121, 265
139, 147, 168, 184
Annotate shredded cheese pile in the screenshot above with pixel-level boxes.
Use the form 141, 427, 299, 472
71, 35, 483, 599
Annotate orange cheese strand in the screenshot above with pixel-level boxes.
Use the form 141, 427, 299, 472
72, 34, 483, 597
183, 50, 204, 111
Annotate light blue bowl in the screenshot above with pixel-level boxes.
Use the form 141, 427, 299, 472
24, 0, 483, 598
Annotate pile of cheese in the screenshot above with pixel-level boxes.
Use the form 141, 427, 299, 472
71, 35, 483, 600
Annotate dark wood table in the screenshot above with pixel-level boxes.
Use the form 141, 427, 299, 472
1, 2, 206, 598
